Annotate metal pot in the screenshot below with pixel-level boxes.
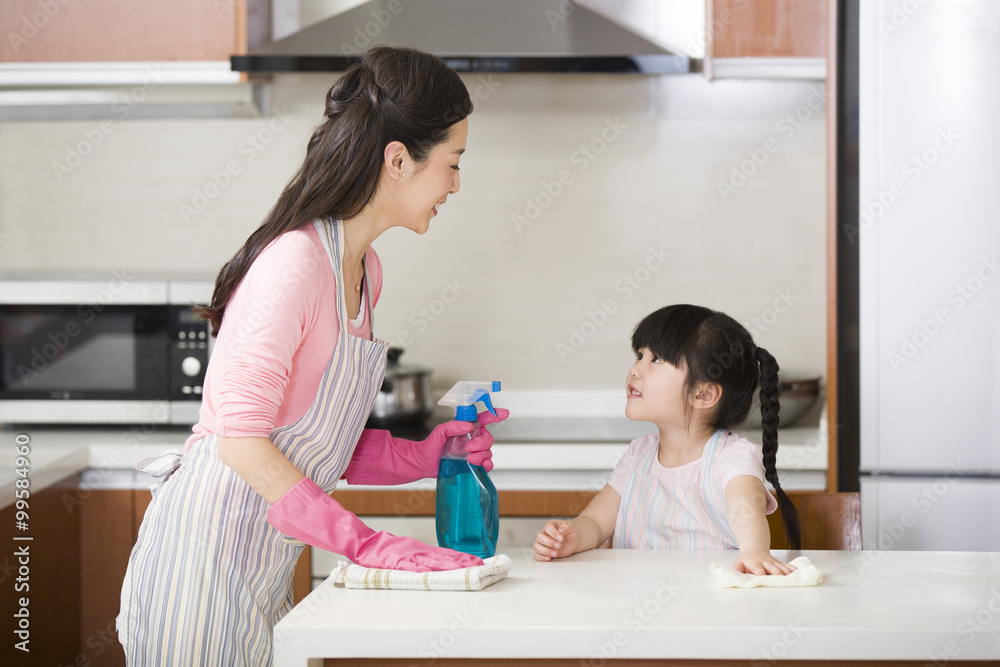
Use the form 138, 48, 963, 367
741, 375, 821, 429
366, 347, 434, 429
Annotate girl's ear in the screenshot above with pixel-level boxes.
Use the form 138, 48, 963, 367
691, 382, 722, 411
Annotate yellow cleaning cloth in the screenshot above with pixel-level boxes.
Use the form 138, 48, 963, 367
330, 554, 511, 591
710, 556, 825, 588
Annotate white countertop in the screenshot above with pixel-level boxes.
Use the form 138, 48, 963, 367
0, 423, 826, 508
274, 549, 1000, 665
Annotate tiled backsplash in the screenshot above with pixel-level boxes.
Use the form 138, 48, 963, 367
0, 72, 825, 393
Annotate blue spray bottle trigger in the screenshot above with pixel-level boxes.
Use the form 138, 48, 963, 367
476, 391, 497, 417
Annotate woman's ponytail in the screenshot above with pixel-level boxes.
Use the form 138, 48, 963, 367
755, 346, 802, 550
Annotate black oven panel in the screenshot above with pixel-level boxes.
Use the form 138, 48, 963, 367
168, 305, 210, 401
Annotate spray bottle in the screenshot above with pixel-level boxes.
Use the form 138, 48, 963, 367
435, 381, 501, 559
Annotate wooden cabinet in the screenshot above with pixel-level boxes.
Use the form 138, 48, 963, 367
0, 474, 81, 666
1, 0, 246, 63
0, 0, 270, 90
705, 0, 828, 79
332, 488, 599, 518
80, 489, 133, 667
335, 488, 859, 550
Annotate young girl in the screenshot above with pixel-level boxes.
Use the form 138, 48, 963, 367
533, 304, 801, 575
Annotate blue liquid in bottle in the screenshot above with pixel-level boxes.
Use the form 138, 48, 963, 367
435, 432, 499, 559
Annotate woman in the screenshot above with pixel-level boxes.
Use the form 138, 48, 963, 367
117, 46, 506, 666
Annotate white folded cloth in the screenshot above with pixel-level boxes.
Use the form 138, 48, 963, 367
710, 556, 825, 588
330, 554, 511, 591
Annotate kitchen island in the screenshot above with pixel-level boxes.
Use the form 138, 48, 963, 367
0, 421, 827, 508
274, 549, 1000, 666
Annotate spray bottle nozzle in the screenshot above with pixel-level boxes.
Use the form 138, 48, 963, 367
438, 381, 501, 422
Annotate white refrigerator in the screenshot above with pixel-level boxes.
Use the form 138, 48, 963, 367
859, 0, 1000, 551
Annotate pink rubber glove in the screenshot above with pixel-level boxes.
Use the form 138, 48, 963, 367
467, 407, 509, 471
267, 477, 483, 571
343, 408, 510, 484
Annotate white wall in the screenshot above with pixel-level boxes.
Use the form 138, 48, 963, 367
0, 71, 826, 396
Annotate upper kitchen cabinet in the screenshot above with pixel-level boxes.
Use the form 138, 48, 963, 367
0, 0, 268, 86
705, 0, 828, 79
3, 0, 239, 63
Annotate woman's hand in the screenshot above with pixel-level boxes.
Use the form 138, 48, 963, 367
343, 408, 509, 485
533, 519, 580, 561
732, 550, 797, 576
465, 407, 509, 471
268, 477, 482, 572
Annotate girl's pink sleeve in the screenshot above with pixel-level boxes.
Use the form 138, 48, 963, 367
212, 235, 328, 438
607, 436, 649, 495
718, 437, 779, 514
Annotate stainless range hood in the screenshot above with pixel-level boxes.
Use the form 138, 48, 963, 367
232, 0, 691, 75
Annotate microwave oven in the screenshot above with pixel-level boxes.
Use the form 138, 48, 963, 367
0, 278, 214, 425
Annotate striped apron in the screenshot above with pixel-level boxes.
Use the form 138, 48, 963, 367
613, 429, 739, 550
117, 219, 387, 666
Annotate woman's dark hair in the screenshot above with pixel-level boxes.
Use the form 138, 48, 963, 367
632, 304, 801, 550
194, 46, 473, 335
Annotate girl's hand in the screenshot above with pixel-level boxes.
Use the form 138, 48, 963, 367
532, 519, 579, 561
733, 550, 798, 576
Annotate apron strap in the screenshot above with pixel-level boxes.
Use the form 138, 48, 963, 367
314, 219, 351, 336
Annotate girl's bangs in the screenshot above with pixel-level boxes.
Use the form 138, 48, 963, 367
631, 305, 712, 368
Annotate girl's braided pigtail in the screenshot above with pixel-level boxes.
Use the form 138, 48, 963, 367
756, 346, 802, 550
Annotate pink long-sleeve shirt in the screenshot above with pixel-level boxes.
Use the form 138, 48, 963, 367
185, 224, 382, 451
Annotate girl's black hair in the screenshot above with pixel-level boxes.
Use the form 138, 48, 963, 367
632, 304, 801, 550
